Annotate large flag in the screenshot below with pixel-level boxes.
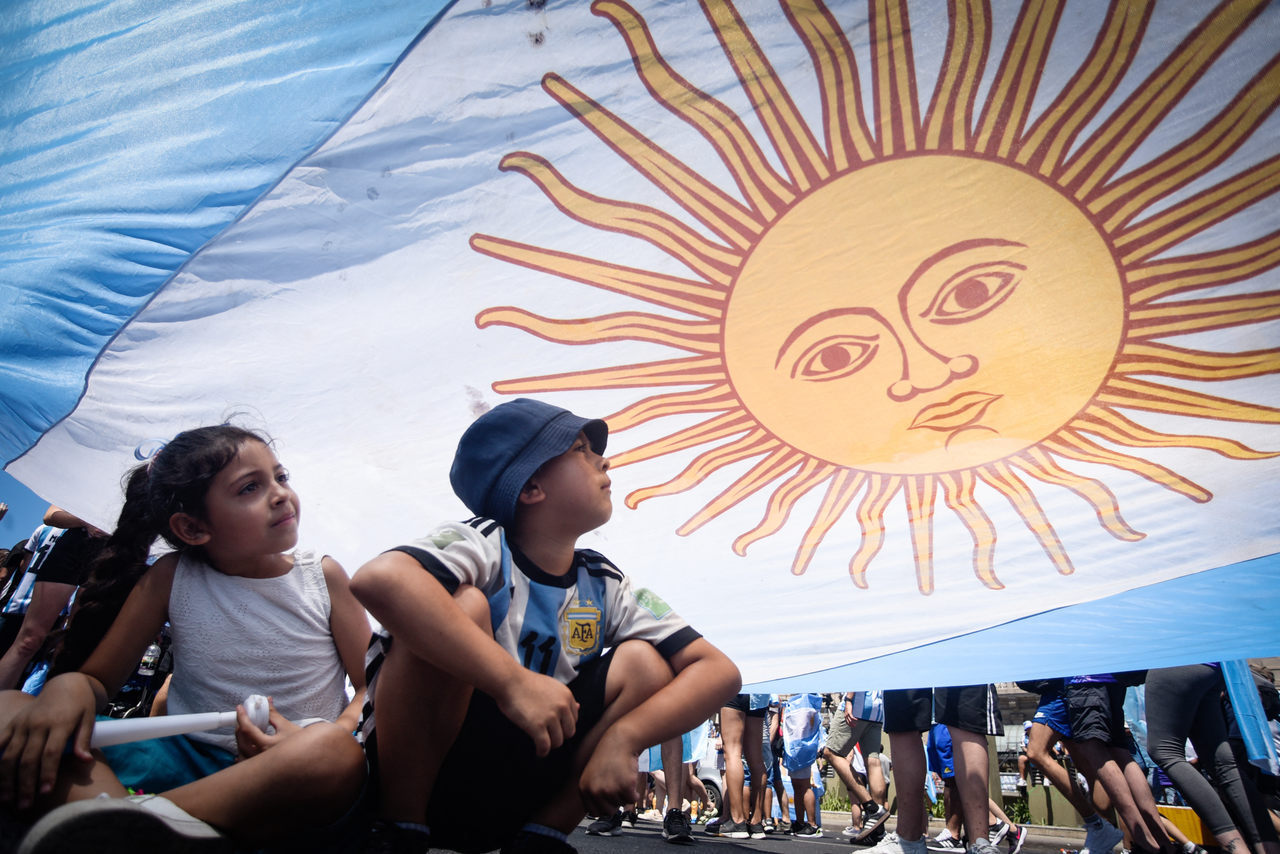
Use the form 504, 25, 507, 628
3, 0, 1279, 688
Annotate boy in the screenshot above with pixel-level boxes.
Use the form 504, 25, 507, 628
351, 398, 741, 854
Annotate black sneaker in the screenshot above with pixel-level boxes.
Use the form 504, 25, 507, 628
988, 822, 1009, 846
792, 821, 822, 839
708, 820, 749, 839
501, 830, 576, 854
663, 809, 694, 844
586, 811, 624, 836
749, 822, 766, 840
622, 810, 639, 828
1006, 825, 1028, 854
852, 803, 889, 841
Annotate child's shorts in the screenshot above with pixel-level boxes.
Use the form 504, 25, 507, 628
96, 720, 236, 793
365, 649, 613, 854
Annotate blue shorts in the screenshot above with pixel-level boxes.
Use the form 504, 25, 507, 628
926, 725, 955, 779
97, 719, 236, 793
1032, 691, 1072, 739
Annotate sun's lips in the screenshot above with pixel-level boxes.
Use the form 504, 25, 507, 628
910, 392, 1001, 431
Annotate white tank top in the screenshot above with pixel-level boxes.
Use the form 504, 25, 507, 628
166, 549, 348, 753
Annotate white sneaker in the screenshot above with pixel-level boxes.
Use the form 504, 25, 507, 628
1083, 821, 1125, 854
868, 833, 928, 854
18, 794, 231, 854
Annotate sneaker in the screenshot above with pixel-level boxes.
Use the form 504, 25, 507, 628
622, 810, 639, 828
792, 821, 822, 839
858, 826, 889, 847
1082, 821, 1124, 854
762, 819, 777, 834
501, 829, 576, 854
362, 820, 433, 854
867, 833, 925, 854
1006, 826, 1028, 854
18, 794, 232, 854
988, 822, 1010, 846
776, 818, 792, 834
705, 818, 748, 838
663, 809, 694, 845
586, 811, 624, 836
968, 839, 1001, 854
703, 818, 724, 836
844, 825, 863, 839
927, 836, 965, 852
749, 822, 766, 840
852, 803, 890, 841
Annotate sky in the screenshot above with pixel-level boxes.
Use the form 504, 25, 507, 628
0, 471, 50, 548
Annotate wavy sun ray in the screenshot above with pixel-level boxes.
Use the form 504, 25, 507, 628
473, 0, 1280, 591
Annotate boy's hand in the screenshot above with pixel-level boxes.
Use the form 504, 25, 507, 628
233, 697, 300, 760
495, 669, 578, 756
0, 674, 97, 809
578, 730, 641, 816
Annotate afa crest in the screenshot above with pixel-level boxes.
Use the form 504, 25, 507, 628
562, 602, 602, 656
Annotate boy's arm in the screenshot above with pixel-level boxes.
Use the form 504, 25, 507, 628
578, 637, 739, 813
351, 550, 579, 755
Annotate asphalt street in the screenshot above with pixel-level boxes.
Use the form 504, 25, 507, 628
571, 814, 1087, 854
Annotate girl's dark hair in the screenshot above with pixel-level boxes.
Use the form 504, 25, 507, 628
52, 424, 267, 675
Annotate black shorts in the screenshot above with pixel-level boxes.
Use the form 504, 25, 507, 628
1065, 681, 1126, 747
884, 685, 1002, 736
723, 693, 767, 718
366, 650, 613, 853
883, 688, 932, 733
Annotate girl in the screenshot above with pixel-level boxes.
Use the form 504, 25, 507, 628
0, 425, 370, 853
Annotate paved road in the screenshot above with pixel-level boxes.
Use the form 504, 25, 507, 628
571, 815, 1086, 854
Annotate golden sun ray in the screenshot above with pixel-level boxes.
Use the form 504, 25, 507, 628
472, 0, 1280, 592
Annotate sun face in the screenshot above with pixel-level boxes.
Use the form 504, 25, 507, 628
471, 0, 1280, 593
725, 155, 1125, 474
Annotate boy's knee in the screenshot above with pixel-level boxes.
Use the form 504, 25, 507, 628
609, 640, 672, 695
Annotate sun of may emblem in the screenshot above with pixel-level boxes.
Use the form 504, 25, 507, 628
472, 0, 1280, 593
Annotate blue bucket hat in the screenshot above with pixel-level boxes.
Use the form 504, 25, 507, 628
450, 398, 608, 527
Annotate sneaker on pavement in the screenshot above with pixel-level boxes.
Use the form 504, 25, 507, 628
1083, 821, 1125, 854
870, 833, 927, 854
927, 835, 965, 852
1006, 825, 1028, 854
968, 839, 1002, 854
843, 825, 863, 839
988, 821, 1010, 846
18, 794, 232, 854
706, 819, 748, 838
622, 810, 639, 828
662, 809, 694, 845
853, 803, 890, 841
748, 822, 766, 840
776, 818, 792, 834
762, 819, 777, 834
586, 811, 624, 836
792, 821, 822, 839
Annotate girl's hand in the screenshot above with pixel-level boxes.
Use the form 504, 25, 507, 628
233, 697, 301, 760
0, 673, 97, 808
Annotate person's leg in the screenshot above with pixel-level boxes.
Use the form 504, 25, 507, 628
949, 727, 993, 845
889, 730, 928, 841
1027, 723, 1095, 818
791, 771, 812, 825
367, 584, 487, 826
744, 713, 766, 826
162, 722, 365, 843
719, 705, 748, 826
1116, 746, 1179, 854
943, 780, 963, 840
868, 752, 889, 805
532, 639, 676, 834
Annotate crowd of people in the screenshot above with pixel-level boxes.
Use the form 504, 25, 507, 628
0, 400, 1274, 854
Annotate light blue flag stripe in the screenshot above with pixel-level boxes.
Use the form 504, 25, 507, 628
0, 0, 451, 462
747, 554, 1280, 692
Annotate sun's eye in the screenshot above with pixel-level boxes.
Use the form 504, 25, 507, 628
922, 264, 1023, 324
788, 336, 878, 381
